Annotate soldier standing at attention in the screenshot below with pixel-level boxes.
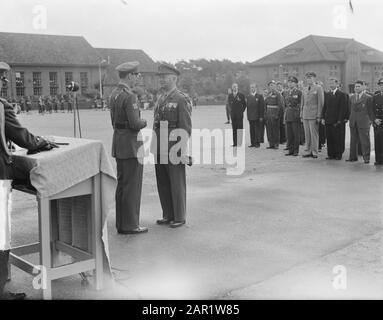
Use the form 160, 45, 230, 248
265, 80, 284, 149
301, 72, 324, 158
152, 63, 192, 228
284, 76, 302, 156
276, 81, 287, 145
109, 61, 148, 234
228, 83, 247, 146
372, 78, 383, 165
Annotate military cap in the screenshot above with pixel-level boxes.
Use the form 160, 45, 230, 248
288, 76, 298, 83
115, 61, 139, 73
0, 62, 10, 71
378, 78, 383, 85
355, 80, 365, 85
267, 80, 276, 86
305, 71, 316, 78
157, 63, 180, 76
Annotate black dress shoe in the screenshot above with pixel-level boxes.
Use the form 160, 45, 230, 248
312, 155, 318, 159
0, 292, 26, 300
231, 144, 237, 147
156, 218, 171, 225
335, 157, 342, 160
248, 145, 255, 148
346, 159, 357, 162
169, 221, 186, 228
364, 159, 370, 164
255, 144, 260, 148
118, 227, 148, 234
283, 147, 289, 151
285, 153, 294, 156
326, 157, 334, 160
293, 153, 298, 156
266, 146, 274, 149
302, 154, 312, 158
225, 121, 230, 124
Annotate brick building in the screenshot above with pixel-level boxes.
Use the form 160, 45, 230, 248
96, 48, 158, 98
0, 32, 104, 100
249, 35, 383, 93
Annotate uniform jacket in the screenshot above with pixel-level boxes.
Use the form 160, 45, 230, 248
109, 83, 147, 159
0, 98, 43, 179
372, 92, 383, 127
228, 92, 246, 120
301, 84, 324, 120
283, 88, 302, 122
322, 89, 348, 124
264, 90, 283, 119
348, 92, 374, 128
151, 87, 192, 157
246, 93, 265, 121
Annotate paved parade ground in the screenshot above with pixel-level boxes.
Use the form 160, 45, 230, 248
7, 106, 383, 299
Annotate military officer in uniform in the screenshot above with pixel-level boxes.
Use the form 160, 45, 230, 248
276, 81, 287, 145
346, 80, 374, 164
109, 61, 148, 234
284, 76, 302, 156
152, 63, 192, 228
265, 80, 284, 149
228, 83, 247, 146
301, 72, 324, 158
0, 62, 57, 299
372, 78, 383, 165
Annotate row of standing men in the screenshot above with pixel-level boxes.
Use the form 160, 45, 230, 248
226, 72, 383, 165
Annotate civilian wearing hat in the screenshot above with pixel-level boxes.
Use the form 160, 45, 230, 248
346, 80, 374, 163
228, 83, 247, 146
321, 78, 348, 160
284, 76, 302, 156
371, 78, 383, 165
301, 72, 324, 158
264, 80, 284, 149
0, 62, 58, 300
246, 83, 265, 148
152, 63, 192, 228
109, 61, 148, 234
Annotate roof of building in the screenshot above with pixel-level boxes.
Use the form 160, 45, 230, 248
251, 35, 383, 66
0, 32, 102, 67
96, 48, 158, 84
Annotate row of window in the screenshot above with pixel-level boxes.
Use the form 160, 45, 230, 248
1, 71, 89, 98
271, 65, 340, 79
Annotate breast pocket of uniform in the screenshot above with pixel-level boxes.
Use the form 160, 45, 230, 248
165, 103, 178, 126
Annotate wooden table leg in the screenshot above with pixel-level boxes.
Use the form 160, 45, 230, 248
92, 174, 103, 290
39, 197, 52, 299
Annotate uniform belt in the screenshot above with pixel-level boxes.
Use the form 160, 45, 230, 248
114, 122, 130, 129
267, 105, 279, 109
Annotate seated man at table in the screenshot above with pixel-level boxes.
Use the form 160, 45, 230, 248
0, 61, 57, 300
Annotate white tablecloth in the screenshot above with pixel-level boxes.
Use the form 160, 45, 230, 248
13, 136, 117, 276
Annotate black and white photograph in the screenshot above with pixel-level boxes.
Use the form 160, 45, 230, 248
0, 0, 382, 311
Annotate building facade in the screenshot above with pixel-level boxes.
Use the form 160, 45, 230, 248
0, 32, 105, 100
249, 35, 383, 93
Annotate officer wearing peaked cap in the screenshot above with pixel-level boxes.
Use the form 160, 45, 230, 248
0, 62, 58, 300
372, 78, 383, 165
152, 63, 192, 228
110, 61, 148, 234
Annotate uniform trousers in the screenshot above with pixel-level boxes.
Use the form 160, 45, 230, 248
286, 121, 300, 154
266, 118, 280, 147
225, 104, 231, 122
374, 126, 383, 163
115, 158, 143, 231
155, 162, 186, 223
349, 125, 370, 160
303, 119, 319, 156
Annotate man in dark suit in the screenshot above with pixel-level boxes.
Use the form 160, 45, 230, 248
246, 83, 265, 148
322, 78, 348, 160
152, 63, 192, 228
228, 83, 246, 146
372, 78, 383, 165
229, 83, 246, 147
0, 62, 57, 300
346, 80, 374, 164
109, 61, 148, 234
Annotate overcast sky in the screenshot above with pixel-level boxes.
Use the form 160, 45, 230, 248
1, 0, 382, 63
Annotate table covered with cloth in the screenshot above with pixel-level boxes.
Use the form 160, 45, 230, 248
12, 136, 116, 278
